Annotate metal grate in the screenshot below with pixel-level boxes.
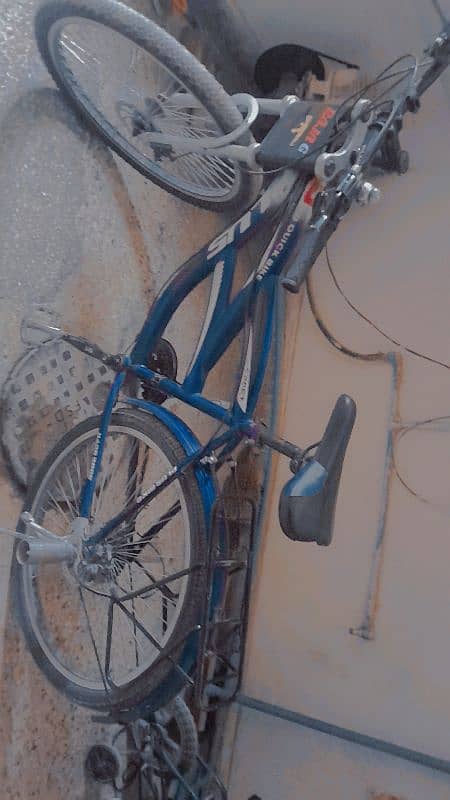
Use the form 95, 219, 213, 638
1, 339, 114, 487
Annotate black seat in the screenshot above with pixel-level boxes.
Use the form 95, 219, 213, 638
279, 394, 356, 546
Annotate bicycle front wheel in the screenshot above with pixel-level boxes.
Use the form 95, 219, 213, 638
35, 0, 260, 211
14, 409, 208, 712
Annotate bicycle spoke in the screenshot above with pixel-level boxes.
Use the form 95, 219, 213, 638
61, 35, 100, 73
112, 547, 178, 562
207, 153, 236, 178
158, 108, 218, 136
21, 387, 197, 700
54, 476, 78, 515
52, 17, 239, 199
121, 586, 173, 631
107, 500, 182, 549
120, 565, 199, 604
79, 586, 111, 699
114, 598, 176, 662
91, 437, 149, 521
73, 451, 85, 497
177, 152, 232, 189
112, 564, 179, 608
64, 462, 79, 512
133, 559, 179, 604
128, 563, 139, 669
62, 32, 100, 64
45, 488, 75, 529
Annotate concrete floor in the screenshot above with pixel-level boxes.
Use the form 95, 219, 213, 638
0, 2, 248, 796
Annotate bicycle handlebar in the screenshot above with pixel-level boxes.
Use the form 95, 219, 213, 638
416, 21, 450, 96
62, 333, 123, 371
282, 19, 450, 294
22, 318, 123, 370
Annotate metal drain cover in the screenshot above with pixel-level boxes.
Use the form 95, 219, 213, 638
1, 339, 114, 487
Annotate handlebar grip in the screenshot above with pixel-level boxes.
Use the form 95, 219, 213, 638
282, 218, 333, 294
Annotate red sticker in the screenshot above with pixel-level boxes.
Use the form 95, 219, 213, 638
304, 177, 320, 206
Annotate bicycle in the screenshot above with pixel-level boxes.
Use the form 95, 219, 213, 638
3, 0, 449, 717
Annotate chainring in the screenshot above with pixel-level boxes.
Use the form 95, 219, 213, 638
142, 338, 178, 405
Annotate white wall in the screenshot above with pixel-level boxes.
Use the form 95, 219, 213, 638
228, 2, 450, 797
237, 0, 450, 77
230, 707, 450, 800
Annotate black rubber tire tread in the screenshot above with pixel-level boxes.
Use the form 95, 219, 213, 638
13, 409, 208, 713
35, 0, 260, 211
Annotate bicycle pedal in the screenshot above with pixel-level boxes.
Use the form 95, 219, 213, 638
141, 337, 177, 404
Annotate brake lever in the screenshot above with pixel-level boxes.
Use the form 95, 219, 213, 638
314, 99, 373, 185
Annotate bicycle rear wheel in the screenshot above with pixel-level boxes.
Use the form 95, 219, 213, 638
14, 409, 208, 712
35, 0, 260, 210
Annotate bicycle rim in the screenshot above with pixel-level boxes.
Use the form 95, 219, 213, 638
19, 422, 193, 696
47, 16, 241, 201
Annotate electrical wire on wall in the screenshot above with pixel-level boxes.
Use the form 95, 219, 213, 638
306, 246, 450, 515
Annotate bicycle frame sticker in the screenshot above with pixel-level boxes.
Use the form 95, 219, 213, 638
236, 323, 253, 411
130, 171, 308, 391
206, 185, 275, 261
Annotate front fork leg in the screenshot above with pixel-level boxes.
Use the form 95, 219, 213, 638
80, 371, 127, 518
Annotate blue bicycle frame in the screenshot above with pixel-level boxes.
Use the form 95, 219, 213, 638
81, 167, 313, 534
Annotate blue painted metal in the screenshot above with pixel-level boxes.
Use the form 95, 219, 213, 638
183, 244, 236, 393
237, 694, 450, 777
246, 276, 277, 416
75, 175, 311, 699
133, 365, 235, 425
80, 371, 126, 517
80, 177, 306, 529
130, 186, 285, 367
131, 243, 217, 366
76, 172, 310, 554
85, 403, 246, 548
252, 280, 285, 554
123, 395, 217, 521
197, 276, 259, 384
182, 219, 302, 406
281, 459, 327, 499
128, 222, 302, 420
122, 398, 225, 645
130, 175, 302, 388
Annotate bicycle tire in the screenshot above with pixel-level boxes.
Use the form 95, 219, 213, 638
154, 695, 198, 777
35, 0, 261, 211
13, 408, 209, 713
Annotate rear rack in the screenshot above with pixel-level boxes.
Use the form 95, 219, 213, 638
88, 459, 258, 799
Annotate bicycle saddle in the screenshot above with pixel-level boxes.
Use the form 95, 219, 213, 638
279, 394, 356, 546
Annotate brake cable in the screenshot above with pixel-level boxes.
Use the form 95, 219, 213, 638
306, 246, 450, 513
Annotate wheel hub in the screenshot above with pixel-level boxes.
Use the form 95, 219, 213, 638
116, 91, 175, 161
76, 542, 116, 585
62, 518, 119, 587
